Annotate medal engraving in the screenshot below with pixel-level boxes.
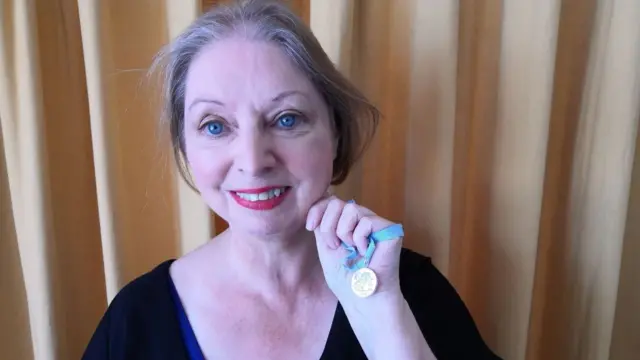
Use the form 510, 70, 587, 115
351, 267, 378, 298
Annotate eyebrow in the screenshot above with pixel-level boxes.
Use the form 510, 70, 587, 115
271, 90, 307, 103
187, 90, 308, 112
188, 98, 224, 112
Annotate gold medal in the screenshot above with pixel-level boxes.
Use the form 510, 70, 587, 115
351, 267, 378, 298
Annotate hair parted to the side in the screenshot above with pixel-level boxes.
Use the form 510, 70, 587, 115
149, 0, 379, 190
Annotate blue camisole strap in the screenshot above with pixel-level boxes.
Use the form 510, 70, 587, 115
168, 276, 206, 360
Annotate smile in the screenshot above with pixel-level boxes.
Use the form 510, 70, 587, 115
230, 186, 290, 210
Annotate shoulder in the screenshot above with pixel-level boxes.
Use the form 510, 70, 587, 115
397, 247, 461, 309
398, 248, 501, 359
398, 247, 435, 278
397, 248, 448, 318
397, 247, 441, 297
82, 260, 183, 359
107, 260, 175, 317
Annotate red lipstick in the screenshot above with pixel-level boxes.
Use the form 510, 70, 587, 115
229, 186, 290, 210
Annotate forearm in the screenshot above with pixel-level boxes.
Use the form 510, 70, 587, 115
342, 292, 436, 360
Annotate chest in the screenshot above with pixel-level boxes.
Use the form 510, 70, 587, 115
185, 296, 337, 360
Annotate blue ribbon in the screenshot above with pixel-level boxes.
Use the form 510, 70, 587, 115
341, 200, 404, 270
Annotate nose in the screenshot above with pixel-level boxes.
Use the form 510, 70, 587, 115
233, 129, 277, 176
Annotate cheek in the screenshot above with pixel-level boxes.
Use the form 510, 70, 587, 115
184, 143, 233, 221
184, 141, 226, 191
282, 134, 335, 187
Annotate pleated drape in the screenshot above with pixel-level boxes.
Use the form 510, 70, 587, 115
1, 0, 638, 359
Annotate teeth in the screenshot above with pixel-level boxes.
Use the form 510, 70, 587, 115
236, 187, 287, 202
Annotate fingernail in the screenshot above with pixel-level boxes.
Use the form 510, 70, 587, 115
306, 218, 314, 231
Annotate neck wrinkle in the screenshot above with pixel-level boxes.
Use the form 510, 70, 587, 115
222, 226, 324, 300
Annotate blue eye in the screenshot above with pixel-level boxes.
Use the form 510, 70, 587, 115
277, 114, 297, 128
205, 121, 224, 135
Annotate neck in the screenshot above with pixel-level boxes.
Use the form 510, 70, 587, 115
221, 226, 324, 299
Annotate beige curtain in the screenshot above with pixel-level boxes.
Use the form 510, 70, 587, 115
1, 0, 638, 359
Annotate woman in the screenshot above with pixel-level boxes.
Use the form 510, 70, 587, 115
84, 0, 500, 359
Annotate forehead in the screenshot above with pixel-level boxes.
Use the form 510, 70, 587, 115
184, 37, 317, 106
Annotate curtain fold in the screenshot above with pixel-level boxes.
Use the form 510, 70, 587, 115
164, 0, 214, 257
1, 0, 638, 359
1, 0, 58, 358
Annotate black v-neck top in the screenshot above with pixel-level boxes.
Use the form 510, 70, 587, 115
82, 248, 501, 359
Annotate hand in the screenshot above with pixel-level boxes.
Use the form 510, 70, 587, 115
306, 196, 436, 360
305, 195, 404, 303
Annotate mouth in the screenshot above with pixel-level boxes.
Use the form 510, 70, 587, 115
229, 186, 291, 210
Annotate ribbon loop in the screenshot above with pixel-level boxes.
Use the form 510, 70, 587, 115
340, 200, 404, 271
341, 223, 404, 271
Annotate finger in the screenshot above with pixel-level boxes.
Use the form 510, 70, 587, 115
318, 198, 345, 248
355, 204, 376, 217
352, 215, 375, 256
306, 195, 333, 231
336, 202, 360, 247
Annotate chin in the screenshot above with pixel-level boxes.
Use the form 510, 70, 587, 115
228, 216, 303, 238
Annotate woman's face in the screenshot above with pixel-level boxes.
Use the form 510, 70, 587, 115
183, 37, 335, 237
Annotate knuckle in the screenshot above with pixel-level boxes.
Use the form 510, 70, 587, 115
336, 229, 349, 241
343, 202, 359, 216
330, 197, 344, 209
325, 199, 339, 212
360, 215, 373, 226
